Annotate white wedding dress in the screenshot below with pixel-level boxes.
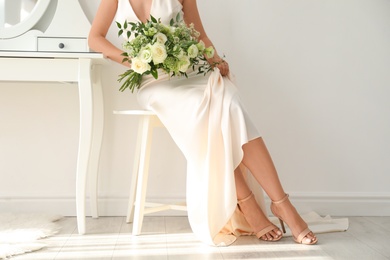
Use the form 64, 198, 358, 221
116, 0, 349, 246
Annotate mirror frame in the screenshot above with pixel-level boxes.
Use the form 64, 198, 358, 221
0, 0, 51, 39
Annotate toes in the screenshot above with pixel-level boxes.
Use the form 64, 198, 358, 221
307, 232, 317, 240
303, 232, 317, 244
270, 230, 280, 240
259, 228, 283, 241
274, 228, 283, 236
265, 229, 282, 241
261, 233, 273, 241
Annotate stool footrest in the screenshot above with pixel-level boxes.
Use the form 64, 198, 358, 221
143, 202, 187, 215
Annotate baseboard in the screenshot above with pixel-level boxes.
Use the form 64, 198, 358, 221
264, 192, 390, 217
1, 192, 390, 216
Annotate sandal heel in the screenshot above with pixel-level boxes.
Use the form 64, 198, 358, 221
278, 218, 286, 233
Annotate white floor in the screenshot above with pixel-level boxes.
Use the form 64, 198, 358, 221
13, 216, 390, 260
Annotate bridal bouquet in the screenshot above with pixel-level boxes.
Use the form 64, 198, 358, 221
116, 14, 215, 92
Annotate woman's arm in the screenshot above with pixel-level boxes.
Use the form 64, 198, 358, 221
182, 0, 229, 76
88, 0, 130, 67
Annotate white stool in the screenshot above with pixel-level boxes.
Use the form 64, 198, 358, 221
113, 110, 187, 235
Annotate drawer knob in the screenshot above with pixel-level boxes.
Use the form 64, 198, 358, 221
59, 43, 65, 49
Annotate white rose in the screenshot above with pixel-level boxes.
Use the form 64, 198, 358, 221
196, 40, 205, 52
131, 57, 151, 74
204, 46, 215, 59
178, 56, 191, 72
151, 43, 168, 64
187, 44, 199, 58
153, 32, 168, 44
139, 48, 152, 63
144, 27, 158, 36
174, 48, 185, 59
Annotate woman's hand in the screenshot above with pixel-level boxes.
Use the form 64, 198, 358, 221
210, 57, 229, 76
215, 58, 229, 76
181, 1, 230, 77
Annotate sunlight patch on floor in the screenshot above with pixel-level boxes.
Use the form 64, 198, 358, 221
13, 227, 332, 259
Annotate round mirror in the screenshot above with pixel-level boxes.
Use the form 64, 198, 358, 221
0, 0, 51, 39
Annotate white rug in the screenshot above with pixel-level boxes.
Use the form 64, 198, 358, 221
0, 213, 62, 259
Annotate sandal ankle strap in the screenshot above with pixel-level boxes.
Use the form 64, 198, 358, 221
271, 193, 289, 204
237, 192, 254, 204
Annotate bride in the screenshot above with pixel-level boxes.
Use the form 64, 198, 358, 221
88, 0, 317, 246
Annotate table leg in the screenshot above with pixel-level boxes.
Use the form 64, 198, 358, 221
89, 64, 104, 219
76, 59, 93, 235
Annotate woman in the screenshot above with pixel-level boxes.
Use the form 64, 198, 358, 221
89, 0, 317, 246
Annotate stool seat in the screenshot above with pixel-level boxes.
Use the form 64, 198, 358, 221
114, 109, 187, 235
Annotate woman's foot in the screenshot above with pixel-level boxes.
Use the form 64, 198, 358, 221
270, 194, 318, 245
238, 192, 283, 241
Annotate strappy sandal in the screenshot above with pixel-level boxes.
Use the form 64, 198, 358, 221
270, 194, 318, 245
237, 192, 282, 241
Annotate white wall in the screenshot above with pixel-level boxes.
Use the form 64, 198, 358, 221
1, 0, 389, 217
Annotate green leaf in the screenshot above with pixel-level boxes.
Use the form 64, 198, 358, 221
124, 20, 128, 29
170, 18, 174, 26
151, 69, 158, 79
150, 15, 157, 23
118, 29, 123, 37
176, 12, 181, 22
127, 31, 131, 39
116, 21, 122, 29
118, 70, 142, 92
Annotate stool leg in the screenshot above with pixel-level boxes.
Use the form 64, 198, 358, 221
132, 115, 154, 235
126, 116, 144, 223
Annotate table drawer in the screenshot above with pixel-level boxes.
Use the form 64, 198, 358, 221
37, 37, 88, 52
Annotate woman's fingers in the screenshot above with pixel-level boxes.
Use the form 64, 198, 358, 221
217, 60, 229, 76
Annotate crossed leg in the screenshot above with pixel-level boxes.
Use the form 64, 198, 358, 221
235, 165, 282, 241
235, 137, 317, 244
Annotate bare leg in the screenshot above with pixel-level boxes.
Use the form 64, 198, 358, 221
234, 166, 282, 241
240, 137, 317, 244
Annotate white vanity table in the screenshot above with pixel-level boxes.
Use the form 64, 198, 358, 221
0, 0, 106, 234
